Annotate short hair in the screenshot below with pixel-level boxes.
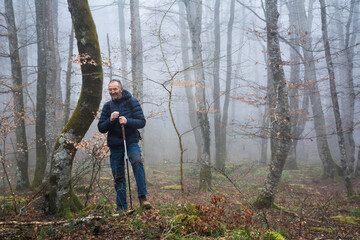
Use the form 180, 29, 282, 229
109, 79, 123, 88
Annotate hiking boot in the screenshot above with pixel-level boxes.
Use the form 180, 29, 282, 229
139, 195, 152, 209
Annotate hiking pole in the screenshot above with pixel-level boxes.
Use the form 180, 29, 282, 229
121, 125, 134, 213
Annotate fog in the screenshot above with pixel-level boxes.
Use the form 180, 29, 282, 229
0, 0, 359, 169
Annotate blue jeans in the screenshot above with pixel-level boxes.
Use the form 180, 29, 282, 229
110, 143, 148, 210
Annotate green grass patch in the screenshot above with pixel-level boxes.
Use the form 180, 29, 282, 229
309, 226, 333, 233
331, 215, 360, 225
161, 185, 182, 190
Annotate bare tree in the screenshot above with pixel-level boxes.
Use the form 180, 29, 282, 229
64, 25, 74, 123
294, 0, 340, 178
118, 0, 127, 79
33, 0, 48, 187
4, 0, 30, 190
319, 0, 357, 197
48, 0, 103, 217
184, 0, 211, 190
178, 1, 202, 160
253, 0, 291, 209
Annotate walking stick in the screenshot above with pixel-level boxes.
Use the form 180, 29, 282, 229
121, 125, 134, 213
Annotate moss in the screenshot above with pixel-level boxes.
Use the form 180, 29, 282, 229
330, 215, 360, 225
161, 185, 182, 190
253, 192, 273, 209
289, 183, 313, 190
99, 177, 110, 181
266, 231, 286, 240
309, 226, 333, 233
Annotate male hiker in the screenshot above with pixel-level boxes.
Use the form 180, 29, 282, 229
98, 79, 151, 210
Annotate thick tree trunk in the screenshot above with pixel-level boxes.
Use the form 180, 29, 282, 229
253, 0, 291, 209
19, 0, 28, 106
49, 0, 103, 217
5, 0, 30, 190
33, 0, 48, 187
117, 0, 127, 79
184, 0, 212, 190
178, 1, 202, 160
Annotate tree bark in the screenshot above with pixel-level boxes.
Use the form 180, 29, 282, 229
117, 0, 127, 79
184, 0, 212, 190
33, 0, 48, 187
4, 0, 30, 190
64, 25, 74, 123
219, 0, 235, 171
319, 0, 356, 197
130, 0, 143, 101
294, 0, 339, 178
44, 0, 58, 184
178, 1, 202, 160
48, 0, 103, 217
213, 0, 222, 170
253, 0, 291, 209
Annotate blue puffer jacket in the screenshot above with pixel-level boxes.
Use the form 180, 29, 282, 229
98, 89, 146, 148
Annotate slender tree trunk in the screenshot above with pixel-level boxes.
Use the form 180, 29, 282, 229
130, 0, 143, 101
53, 0, 64, 131
219, 0, 235, 171
33, 0, 48, 187
178, 1, 202, 160
213, 0, 222, 170
130, 0, 145, 158
44, 0, 58, 184
343, 0, 357, 175
107, 34, 113, 80
49, 0, 103, 217
64, 25, 74, 123
4, 0, 30, 190
295, 0, 339, 178
319, 0, 356, 197
19, 0, 28, 106
253, 0, 291, 209
118, 0, 127, 79
284, 0, 308, 170
184, 0, 211, 190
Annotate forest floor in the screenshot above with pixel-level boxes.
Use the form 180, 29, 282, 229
1, 162, 360, 239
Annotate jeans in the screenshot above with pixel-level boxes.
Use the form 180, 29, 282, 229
110, 143, 148, 210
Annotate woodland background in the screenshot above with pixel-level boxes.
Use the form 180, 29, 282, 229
0, 0, 360, 239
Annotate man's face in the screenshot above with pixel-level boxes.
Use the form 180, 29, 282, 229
108, 81, 123, 100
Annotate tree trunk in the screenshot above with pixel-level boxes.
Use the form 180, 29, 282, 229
253, 0, 291, 209
19, 0, 28, 106
213, 0, 222, 170
4, 0, 30, 190
295, 0, 339, 178
130, 0, 143, 101
319, 0, 356, 197
178, 1, 202, 160
52, 0, 64, 132
33, 0, 48, 187
44, 0, 58, 185
48, 0, 103, 217
64, 25, 74, 123
107, 34, 113, 80
130, 0, 145, 158
117, 0, 127, 79
219, 0, 235, 171
184, 0, 212, 190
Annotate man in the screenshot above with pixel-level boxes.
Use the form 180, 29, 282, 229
98, 79, 151, 210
